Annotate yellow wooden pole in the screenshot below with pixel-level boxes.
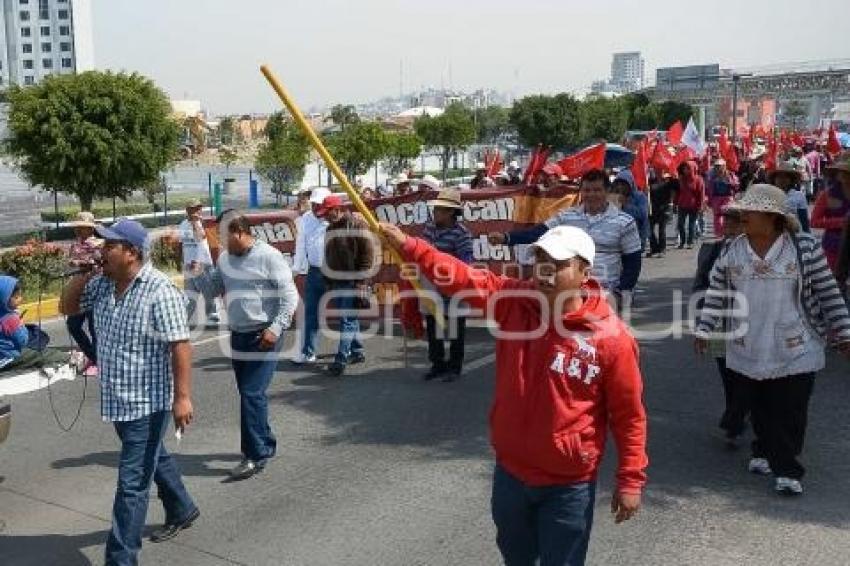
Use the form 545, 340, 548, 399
259, 64, 439, 330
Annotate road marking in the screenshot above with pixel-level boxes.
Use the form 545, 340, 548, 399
464, 352, 496, 372
191, 334, 226, 347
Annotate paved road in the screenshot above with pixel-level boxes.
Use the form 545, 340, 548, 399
2, 246, 850, 566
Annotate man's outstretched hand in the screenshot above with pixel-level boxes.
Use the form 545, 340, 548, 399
379, 223, 408, 250
611, 491, 641, 524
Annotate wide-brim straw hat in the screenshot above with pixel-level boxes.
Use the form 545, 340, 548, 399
725, 184, 800, 232
768, 160, 803, 182
418, 174, 442, 191
72, 211, 97, 228
427, 188, 463, 209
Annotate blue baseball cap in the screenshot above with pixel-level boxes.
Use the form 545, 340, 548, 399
95, 219, 149, 252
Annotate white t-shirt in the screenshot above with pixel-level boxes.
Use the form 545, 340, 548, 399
178, 219, 213, 267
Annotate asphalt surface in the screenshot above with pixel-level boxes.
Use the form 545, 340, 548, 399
2, 244, 850, 566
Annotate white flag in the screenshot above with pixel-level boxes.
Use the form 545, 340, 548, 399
682, 117, 706, 157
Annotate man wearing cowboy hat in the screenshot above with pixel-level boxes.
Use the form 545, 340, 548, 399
418, 174, 442, 192
507, 161, 522, 185
179, 198, 220, 325
420, 188, 473, 381
470, 162, 494, 189
393, 173, 413, 197
769, 160, 810, 233
66, 211, 103, 374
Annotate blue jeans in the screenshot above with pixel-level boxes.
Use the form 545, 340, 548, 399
231, 330, 282, 462
491, 465, 596, 566
185, 265, 219, 324
331, 282, 364, 365
105, 411, 196, 566
66, 312, 96, 363
301, 267, 327, 357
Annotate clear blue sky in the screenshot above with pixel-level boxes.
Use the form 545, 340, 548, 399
93, 0, 850, 115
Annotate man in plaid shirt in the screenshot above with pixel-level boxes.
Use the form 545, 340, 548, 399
62, 219, 198, 566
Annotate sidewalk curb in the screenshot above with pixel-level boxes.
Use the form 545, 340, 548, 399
20, 274, 185, 324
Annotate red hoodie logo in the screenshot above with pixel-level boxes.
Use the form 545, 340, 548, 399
549, 335, 601, 385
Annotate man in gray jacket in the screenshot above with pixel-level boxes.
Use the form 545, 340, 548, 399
200, 211, 299, 480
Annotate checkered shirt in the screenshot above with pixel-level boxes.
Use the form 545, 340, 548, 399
80, 263, 190, 422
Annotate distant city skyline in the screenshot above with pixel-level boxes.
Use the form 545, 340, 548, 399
91, 0, 850, 115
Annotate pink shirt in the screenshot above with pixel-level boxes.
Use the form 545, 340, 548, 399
806, 151, 821, 178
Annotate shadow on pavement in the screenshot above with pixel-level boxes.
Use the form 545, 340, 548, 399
51, 452, 244, 478
0, 529, 105, 566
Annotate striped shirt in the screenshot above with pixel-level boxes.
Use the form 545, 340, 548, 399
544, 204, 642, 290
422, 221, 474, 263
80, 263, 190, 422
697, 233, 850, 350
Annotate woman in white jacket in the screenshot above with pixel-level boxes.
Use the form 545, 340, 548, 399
695, 184, 850, 496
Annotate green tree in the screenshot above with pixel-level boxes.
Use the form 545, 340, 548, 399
326, 104, 360, 132
783, 100, 808, 130
255, 117, 310, 203
414, 103, 476, 179
383, 132, 422, 175
655, 101, 694, 130
474, 105, 512, 144
218, 116, 238, 146
578, 95, 628, 145
323, 121, 388, 180
509, 94, 581, 151
4, 71, 179, 211
219, 147, 238, 171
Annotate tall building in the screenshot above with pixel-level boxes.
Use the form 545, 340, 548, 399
611, 52, 645, 93
0, 0, 94, 88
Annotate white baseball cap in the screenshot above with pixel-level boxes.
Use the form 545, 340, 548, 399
418, 174, 442, 191
309, 187, 332, 204
529, 226, 595, 266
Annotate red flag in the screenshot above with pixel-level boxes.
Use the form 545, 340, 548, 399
765, 137, 778, 172
667, 121, 684, 145
651, 142, 677, 177
827, 124, 842, 155
486, 148, 503, 177
556, 143, 606, 179
725, 144, 740, 173
631, 141, 648, 190
718, 128, 730, 158
780, 130, 792, 151
523, 145, 550, 184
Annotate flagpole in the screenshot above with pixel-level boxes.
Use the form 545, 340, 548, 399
259, 64, 440, 330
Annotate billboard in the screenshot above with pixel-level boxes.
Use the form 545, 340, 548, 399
656, 64, 721, 92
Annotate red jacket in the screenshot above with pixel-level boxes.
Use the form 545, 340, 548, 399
400, 237, 648, 494
675, 160, 706, 211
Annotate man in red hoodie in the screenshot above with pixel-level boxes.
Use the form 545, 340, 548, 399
380, 222, 647, 566
675, 160, 706, 249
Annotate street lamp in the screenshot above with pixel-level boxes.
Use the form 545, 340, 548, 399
731, 73, 754, 143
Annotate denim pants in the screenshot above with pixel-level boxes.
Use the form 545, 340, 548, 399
301, 266, 327, 357
677, 209, 698, 246
491, 465, 596, 566
331, 281, 364, 365
66, 312, 96, 363
231, 330, 282, 462
184, 265, 219, 324
105, 411, 196, 566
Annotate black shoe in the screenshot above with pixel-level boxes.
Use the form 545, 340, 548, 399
348, 352, 366, 365
227, 459, 265, 482
677, 244, 685, 250
149, 508, 200, 543
442, 370, 462, 382
658, 251, 666, 258
645, 252, 655, 258
423, 366, 445, 381
327, 362, 346, 377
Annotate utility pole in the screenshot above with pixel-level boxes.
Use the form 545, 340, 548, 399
731, 73, 753, 143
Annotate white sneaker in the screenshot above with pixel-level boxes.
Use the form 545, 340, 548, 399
207, 312, 220, 323
291, 353, 317, 365
775, 477, 803, 495
748, 457, 772, 476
